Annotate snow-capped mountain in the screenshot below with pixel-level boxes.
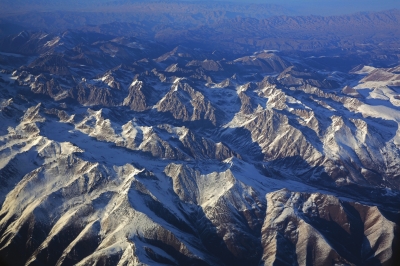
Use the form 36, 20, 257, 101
0, 30, 399, 265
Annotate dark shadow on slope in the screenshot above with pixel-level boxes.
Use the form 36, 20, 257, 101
0, 148, 44, 205
273, 231, 299, 266
0, 209, 53, 266
0, 190, 109, 265
377, 207, 400, 224
341, 202, 383, 266
363, 116, 399, 144
145, 107, 218, 130
302, 211, 363, 264
264, 155, 400, 210
280, 109, 324, 154
339, 185, 400, 210
265, 155, 329, 183
377, 206, 400, 266
143, 246, 176, 265
57, 221, 102, 266
135, 190, 196, 236
188, 206, 263, 266
143, 236, 210, 266
357, 88, 400, 111
392, 225, 400, 266
388, 85, 400, 92
0, 256, 10, 266
218, 127, 264, 162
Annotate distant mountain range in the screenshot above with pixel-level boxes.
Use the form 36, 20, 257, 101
1, 8, 399, 55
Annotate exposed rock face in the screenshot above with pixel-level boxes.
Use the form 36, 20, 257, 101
0, 29, 399, 266
123, 80, 153, 111
157, 80, 218, 125
261, 189, 398, 266
186, 60, 222, 72
234, 52, 290, 73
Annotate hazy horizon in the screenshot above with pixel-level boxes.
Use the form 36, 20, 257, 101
196, 0, 400, 15
1, 0, 399, 16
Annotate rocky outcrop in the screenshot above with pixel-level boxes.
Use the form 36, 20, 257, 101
157, 80, 218, 125
123, 80, 153, 111
261, 189, 398, 266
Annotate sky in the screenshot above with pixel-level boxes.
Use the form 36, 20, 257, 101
207, 0, 400, 15
1, 0, 399, 16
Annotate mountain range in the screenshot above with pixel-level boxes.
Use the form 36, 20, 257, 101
0, 22, 399, 265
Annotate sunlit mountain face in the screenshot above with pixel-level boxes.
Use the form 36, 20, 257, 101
0, 1, 399, 266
